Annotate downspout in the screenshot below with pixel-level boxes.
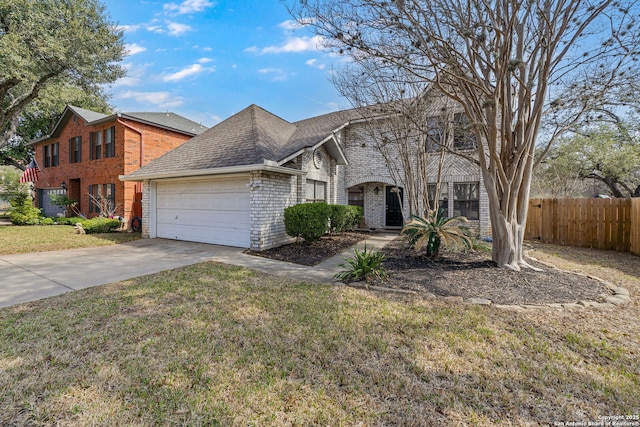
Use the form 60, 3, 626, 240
116, 116, 144, 167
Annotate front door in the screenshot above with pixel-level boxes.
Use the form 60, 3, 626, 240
385, 186, 404, 227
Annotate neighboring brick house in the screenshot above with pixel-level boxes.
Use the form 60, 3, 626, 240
121, 103, 489, 250
27, 105, 207, 227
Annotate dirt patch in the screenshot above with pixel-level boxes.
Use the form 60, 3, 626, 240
374, 238, 612, 305
245, 231, 368, 266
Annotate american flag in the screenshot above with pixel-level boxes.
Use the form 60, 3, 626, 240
19, 159, 40, 183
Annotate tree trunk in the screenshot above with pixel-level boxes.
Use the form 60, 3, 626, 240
489, 205, 527, 270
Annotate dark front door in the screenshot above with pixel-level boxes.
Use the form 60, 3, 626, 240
385, 186, 404, 227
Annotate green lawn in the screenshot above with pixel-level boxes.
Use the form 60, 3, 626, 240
1, 245, 638, 426
0, 224, 141, 254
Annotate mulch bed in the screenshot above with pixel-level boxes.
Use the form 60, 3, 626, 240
374, 238, 612, 305
250, 232, 613, 306
245, 231, 368, 266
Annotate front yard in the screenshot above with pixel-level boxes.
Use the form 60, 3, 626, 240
0, 224, 140, 255
0, 238, 638, 425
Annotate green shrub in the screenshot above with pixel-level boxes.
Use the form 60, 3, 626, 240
284, 202, 331, 243
41, 217, 56, 225
327, 205, 363, 234
79, 217, 122, 234
334, 244, 388, 284
8, 197, 43, 225
55, 216, 85, 225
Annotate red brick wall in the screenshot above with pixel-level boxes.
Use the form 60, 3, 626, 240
33, 113, 193, 226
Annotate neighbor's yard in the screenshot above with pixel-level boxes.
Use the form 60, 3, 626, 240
0, 224, 140, 254
0, 239, 638, 426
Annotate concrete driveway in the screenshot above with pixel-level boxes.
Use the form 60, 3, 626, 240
0, 234, 397, 309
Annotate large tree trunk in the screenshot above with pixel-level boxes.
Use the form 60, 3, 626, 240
488, 202, 528, 270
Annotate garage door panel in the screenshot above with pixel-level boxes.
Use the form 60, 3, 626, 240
155, 177, 251, 247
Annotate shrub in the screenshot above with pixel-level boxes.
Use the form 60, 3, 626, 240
334, 244, 388, 284
55, 216, 85, 225
8, 197, 43, 225
401, 209, 472, 258
41, 217, 56, 225
329, 205, 364, 233
79, 217, 122, 234
284, 202, 331, 243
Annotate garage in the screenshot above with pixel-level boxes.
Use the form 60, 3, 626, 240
154, 175, 251, 248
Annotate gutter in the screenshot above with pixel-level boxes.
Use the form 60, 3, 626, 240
119, 163, 306, 182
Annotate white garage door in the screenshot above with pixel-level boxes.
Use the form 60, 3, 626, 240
155, 176, 251, 247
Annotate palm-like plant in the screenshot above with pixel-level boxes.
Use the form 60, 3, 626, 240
401, 209, 472, 258
334, 244, 388, 284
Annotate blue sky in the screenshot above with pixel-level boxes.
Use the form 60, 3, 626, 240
104, 0, 347, 127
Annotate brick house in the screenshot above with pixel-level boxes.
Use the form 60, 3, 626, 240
121, 103, 489, 249
27, 105, 207, 227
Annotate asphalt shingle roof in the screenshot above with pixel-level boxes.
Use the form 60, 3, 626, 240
124, 104, 368, 180
122, 112, 207, 135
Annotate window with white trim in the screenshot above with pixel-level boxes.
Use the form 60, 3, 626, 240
306, 179, 326, 203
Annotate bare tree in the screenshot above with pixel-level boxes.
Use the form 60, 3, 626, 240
334, 67, 456, 219
287, 0, 640, 270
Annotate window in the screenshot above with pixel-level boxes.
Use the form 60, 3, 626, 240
89, 183, 116, 215
427, 182, 449, 214
88, 184, 101, 213
69, 136, 82, 163
43, 145, 51, 168
425, 117, 444, 152
453, 182, 479, 220
104, 126, 115, 158
51, 142, 59, 166
306, 179, 326, 203
453, 113, 478, 150
90, 131, 102, 160
348, 187, 364, 208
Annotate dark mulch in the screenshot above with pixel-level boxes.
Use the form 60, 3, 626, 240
373, 238, 612, 305
245, 231, 368, 266
250, 232, 613, 306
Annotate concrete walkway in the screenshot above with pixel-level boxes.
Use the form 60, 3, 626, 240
0, 233, 398, 309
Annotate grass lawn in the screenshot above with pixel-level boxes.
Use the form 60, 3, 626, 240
0, 225, 141, 255
0, 245, 639, 426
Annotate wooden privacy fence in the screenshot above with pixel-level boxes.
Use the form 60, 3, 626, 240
525, 198, 640, 255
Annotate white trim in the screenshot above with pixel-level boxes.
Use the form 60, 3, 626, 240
149, 181, 157, 238
120, 163, 304, 182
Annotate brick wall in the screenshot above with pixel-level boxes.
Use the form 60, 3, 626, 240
338, 122, 491, 236
249, 170, 298, 250
33, 113, 193, 227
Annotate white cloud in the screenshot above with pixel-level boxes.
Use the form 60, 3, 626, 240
125, 43, 147, 56
258, 68, 288, 82
244, 46, 258, 54
111, 63, 151, 87
164, 0, 214, 15
197, 57, 213, 64
167, 22, 192, 36
258, 36, 324, 54
117, 91, 184, 108
305, 58, 326, 70
118, 24, 142, 33
163, 63, 214, 82
277, 19, 314, 31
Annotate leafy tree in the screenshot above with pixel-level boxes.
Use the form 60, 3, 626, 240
288, 0, 640, 270
537, 123, 640, 198
0, 0, 125, 152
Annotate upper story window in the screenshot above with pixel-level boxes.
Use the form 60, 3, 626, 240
306, 179, 326, 203
69, 136, 82, 163
425, 117, 444, 152
42, 142, 59, 168
104, 126, 115, 158
90, 131, 102, 160
453, 113, 478, 151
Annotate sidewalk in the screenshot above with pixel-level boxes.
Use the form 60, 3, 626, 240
221, 232, 399, 284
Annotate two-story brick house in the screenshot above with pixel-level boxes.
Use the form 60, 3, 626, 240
28, 105, 207, 227
121, 102, 489, 250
